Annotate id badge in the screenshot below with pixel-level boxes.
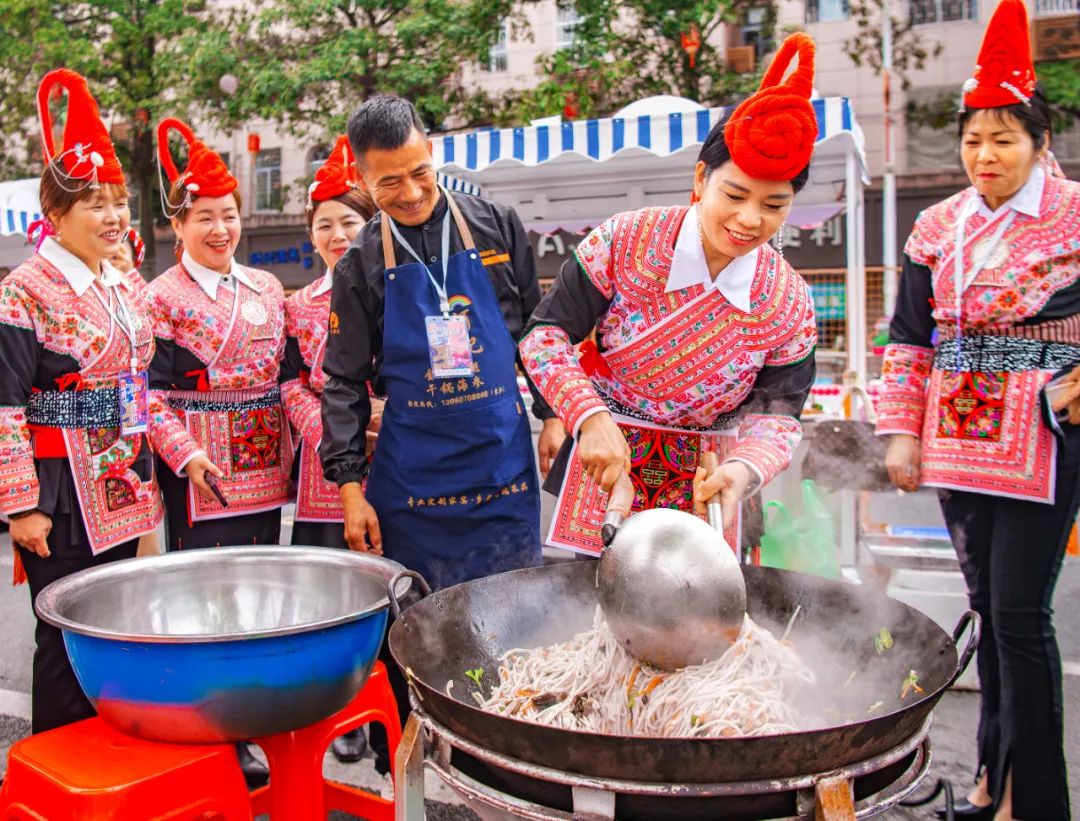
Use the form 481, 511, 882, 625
425, 315, 474, 378
119, 370, 150, 436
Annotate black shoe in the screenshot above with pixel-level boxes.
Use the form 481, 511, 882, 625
331, 728, 368, 763
235, 742, 269, 790
934, 798, 995, 820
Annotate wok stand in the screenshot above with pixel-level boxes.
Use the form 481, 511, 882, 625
394, 707, 933, 821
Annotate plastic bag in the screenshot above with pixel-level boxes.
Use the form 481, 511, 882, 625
759, 479, 840, 578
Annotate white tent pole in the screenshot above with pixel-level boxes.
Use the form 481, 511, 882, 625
845, 147, 867, 387
882, 0, 898, 316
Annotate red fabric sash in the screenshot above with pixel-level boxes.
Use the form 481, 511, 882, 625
27, 424, 67, 459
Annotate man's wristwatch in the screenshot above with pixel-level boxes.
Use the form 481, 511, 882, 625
8, 508, 38, 520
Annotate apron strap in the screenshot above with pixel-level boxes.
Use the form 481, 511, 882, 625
379, 187, 475, 271
380, 215, 397, 270
444, 190, 476, 251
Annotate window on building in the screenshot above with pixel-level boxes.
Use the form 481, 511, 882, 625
306, 144, 331, 177
255, 147, 282, 212
487, 19, 509, 72
742, 6, 775, 57
909, 0, 977, 25
1034, 0, 1076, 15
806, 0, 850, 22
556, 1, 582, 50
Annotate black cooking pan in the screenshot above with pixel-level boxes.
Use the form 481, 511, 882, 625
389, 561, 978, 784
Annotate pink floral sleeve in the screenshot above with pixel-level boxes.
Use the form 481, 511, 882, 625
726, 414, 802, 488
0, 281, 40, 516
281, 378, 322, 450
146, 287, 203, 474
876, 343, 934, 437
724, 288, 815, 485
519, 324, 609, 437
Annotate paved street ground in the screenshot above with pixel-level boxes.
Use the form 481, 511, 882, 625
0, 535, 1076, 819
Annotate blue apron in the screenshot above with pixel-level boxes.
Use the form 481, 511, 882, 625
365, 191, 541, 590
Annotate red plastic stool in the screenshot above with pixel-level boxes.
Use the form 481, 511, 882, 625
0, 716, 251, 820
249, 660, 402, 821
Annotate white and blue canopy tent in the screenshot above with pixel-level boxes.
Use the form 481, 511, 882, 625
0, 179, 40, 271
0, 178, 40, 238
430, 96, 871, 384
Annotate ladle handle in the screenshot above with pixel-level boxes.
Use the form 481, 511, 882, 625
601, 471, 635, 547
700, 450, 725, 535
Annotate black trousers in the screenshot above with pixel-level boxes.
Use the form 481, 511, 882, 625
291, 519, 347, 549
938, 429, 1079, 820
18, 515, 138, 735
157, 457, 282, 550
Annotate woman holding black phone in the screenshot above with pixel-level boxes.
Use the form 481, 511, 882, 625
147, 117, 292, 553
877, 2, 1079, 817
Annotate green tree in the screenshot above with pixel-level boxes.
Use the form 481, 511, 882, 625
183, 0, 521, 142
0, 0, 230, 273
482, 0, 770, 125
844, 1, 1078, 135
842, 0, 943, 91
902, 59, 1079, 135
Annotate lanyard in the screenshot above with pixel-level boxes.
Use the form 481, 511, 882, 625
388, 210, 453, 316
91, 280, 141, 375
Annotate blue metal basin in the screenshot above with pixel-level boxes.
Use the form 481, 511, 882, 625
35, 546, 407, 743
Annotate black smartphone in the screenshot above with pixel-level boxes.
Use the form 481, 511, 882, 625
204, 473, 230, 508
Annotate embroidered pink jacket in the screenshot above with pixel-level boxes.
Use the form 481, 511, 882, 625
281, 276, 345, 521
0, 254, 163, 552
520, 206, 817, 487
147, 263, 293, 519
877, 171, 1080, 501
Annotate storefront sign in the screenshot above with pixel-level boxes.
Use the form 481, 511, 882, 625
530, 230, 582, 280
808, 281, 846, 320
249, 242, 316, 270
780, 215, 845, 252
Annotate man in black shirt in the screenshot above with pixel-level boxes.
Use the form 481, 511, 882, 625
321, 95, 564, 590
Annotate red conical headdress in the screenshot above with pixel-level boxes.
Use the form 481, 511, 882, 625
156, 117, 238, 200
307, 135, 357, 209
724, 33, 817, 182
962, 0, 1037, 110
36, 69, 124, 188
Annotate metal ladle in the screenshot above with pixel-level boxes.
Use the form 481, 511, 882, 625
596, 450, 747, 670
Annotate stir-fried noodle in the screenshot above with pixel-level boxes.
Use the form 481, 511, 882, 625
469, 608, 815, 738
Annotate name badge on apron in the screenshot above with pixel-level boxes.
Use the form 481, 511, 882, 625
426, 315, 474, 378
119, 370, 149, 436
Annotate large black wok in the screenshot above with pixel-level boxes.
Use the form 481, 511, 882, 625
389, 561, 977, 784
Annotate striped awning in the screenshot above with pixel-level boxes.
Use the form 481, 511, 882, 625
0, 179, 41, 238
432, 97, 862, 174
436, 172, 482, 196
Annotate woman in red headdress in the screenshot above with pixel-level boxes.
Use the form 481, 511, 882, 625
878, 1, 1078, 816
519, 34, 818, 555
278, 135, 376, 763
283, 136, 376, 556
147, 118, 291, 554
0, 69, 163, 733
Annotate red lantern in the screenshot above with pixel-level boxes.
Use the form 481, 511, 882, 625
563, 92, 579, 120
681, 24, 702, 69
247, 133, 261, 153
